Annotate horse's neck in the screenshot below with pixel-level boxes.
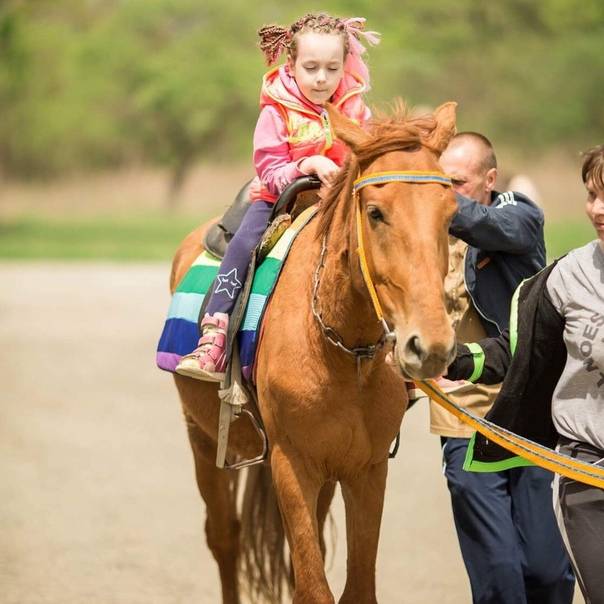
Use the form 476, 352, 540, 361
312, 207, 384, 356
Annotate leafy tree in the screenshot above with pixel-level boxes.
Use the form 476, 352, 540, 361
90, 0, 260, 203
1, 0, 602, 202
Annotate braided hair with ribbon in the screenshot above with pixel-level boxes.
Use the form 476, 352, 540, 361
258, 13, 380, 87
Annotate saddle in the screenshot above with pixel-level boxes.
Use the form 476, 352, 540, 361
203, 175, 321, 259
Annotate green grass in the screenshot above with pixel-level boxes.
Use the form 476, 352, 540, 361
0, 214, 205, 261
0, 213, 595, 261
544, 220, 595, 260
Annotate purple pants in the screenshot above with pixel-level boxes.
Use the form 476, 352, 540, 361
205, 200, 273, 316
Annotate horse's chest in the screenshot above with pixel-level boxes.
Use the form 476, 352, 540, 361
257, 319, 405, 471
278, 399, 383, 468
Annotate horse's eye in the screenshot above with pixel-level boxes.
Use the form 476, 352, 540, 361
367, 205, 384, 222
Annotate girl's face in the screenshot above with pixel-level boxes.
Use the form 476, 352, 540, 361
289, 32, 345, 106
586, 178, 604, 244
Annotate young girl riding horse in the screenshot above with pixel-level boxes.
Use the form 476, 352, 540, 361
175, 12, 379, 382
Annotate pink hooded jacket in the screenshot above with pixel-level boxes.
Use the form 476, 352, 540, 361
250, 64, 371, 202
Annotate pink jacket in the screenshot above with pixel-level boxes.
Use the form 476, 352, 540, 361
251, 64, 371, 202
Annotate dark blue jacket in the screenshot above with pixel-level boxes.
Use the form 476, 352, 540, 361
449, 190, 546, 337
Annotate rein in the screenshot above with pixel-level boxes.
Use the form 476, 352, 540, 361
313, 170, 452, 363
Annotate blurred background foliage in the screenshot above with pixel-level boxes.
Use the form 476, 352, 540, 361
2, 0, 603, 184
0, 0, 602, 259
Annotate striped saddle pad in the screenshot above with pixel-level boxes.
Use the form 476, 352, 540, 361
156, 205, 318, 381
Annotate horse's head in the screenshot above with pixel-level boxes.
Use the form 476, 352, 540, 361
324, 102, 458, 379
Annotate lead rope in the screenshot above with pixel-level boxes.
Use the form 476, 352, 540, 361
419, 379, 604, 489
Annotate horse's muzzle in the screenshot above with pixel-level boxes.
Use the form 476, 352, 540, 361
396, 333, 456, 380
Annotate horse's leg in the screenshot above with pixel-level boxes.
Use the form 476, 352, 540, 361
185, 413, 240, 604
271, 444, 335, 604
338, 460, 388, 604
317, 481, 336, 563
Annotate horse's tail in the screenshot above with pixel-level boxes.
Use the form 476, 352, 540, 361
239, 464, 292, 603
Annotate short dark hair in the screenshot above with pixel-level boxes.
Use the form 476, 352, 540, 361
451, 131, 497, 172
581, 144, 604, 191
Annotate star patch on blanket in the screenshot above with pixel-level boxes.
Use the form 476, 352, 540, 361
214, 268, 242, 300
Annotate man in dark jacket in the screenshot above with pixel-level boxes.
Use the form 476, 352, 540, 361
430, 132, 574, 604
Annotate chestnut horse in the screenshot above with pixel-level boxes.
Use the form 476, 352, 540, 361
169, 102, 458, 603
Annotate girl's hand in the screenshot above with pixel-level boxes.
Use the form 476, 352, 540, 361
299, 155, 340, 186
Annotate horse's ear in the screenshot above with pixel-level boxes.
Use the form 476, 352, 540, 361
326, 103, 371, 153
425, 101, 457, 155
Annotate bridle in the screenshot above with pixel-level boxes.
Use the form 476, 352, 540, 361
312, 170, 452, 366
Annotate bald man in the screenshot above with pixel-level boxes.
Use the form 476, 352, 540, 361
431, 133, 574, 603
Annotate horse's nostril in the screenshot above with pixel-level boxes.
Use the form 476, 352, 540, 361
405, 335, 425, 362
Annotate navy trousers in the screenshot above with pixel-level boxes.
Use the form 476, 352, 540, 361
442, 437, 575, 604
206, 200, 273, 316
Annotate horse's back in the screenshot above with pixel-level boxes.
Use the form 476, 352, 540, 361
169, 219, 218, 294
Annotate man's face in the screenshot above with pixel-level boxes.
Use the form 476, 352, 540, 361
440, 141, 495, 205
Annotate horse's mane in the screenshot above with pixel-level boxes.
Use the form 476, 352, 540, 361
317, 103, 438, 238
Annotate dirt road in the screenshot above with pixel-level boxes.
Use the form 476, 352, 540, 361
0, 263, 582, 603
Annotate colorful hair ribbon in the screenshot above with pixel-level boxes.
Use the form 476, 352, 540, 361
342, 17, 381, 87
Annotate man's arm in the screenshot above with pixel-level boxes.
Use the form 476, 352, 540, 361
447, 330, 512, 384
449, 192, 543, 254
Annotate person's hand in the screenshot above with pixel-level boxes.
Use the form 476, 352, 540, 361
299, 155, 339, 186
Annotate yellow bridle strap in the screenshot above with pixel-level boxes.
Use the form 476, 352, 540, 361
418, 379, 604, 489
355, 192, 386, 322
353, 170, 452, 325
353, 170, 452, 193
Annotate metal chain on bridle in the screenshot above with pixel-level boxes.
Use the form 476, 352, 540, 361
311, 235, 388, 372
